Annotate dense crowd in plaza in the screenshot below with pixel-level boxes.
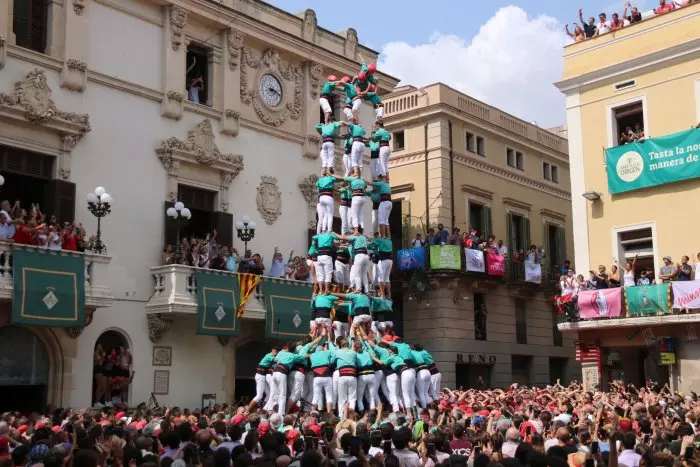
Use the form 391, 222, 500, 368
2, 380, 700, 467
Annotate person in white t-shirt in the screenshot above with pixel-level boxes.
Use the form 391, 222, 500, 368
411, 234, 425, 249
36, 224, 49, 248
597, 13, 612, 35
48, 226, 62, 250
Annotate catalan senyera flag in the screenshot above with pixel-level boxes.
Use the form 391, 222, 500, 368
237, 273, 261, 318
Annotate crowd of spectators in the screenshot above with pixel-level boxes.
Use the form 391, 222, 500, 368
1, 380, 700, 467
566, 1, 698, 43
411, 225, 509, 257
0, 200, 92, 252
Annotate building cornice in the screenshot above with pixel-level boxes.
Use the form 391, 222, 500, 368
390, 148, 572, 201
556, 37, 700, 94
502, 197, 532, 211
384, 104, 570, 164
393, 183, 415, 194
540, 208, 567, 221
461, 185, 494, 200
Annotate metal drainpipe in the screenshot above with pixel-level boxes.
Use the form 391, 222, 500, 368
448, 120, 455, 228
424, 123, 429, 229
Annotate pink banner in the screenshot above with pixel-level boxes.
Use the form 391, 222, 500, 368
487, 253, 505, 277
578, 288, 622, 319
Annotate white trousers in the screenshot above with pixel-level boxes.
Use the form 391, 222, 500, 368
315, 317, 332, 329
264, 373, 277, 410
272, 372, 288, 415
332, 320, 349, 339
350, 313, 372, 335
401, 369, 417, 410
253, 373, 269, 403
350, 253, 370, 292
385, 373, 400, 412
304, 371, 315, 402
350, 196, 365, 230
289, 370, 305, 402
371, 320, 394, 335
378, 200, 392, 226
320, 141, 334, 168
337, 375, 357, 418
416, 369, 432, 408
319, 97, 332, 115
351, 141, 365, 169
313, 376, 333, 408
374, 370, 384, 407
339, 205, 350, 234
334, 260, 350, 286
379, 146, 391, 175
316, 254, 333, 284
357, 373, 377, 412
332, 369, 340, 408
370, 158, 381, 180
317, 195, 334, 233
377, 259, 393, 283
343, 154, 351, 177
351, 98, 362, 113
375, 105, 384, 120
343, 106, 353, 121
430, 372, 442, 401
372, 209, 379, 234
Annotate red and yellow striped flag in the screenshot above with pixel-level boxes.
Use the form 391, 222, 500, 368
237, 273, 261, 318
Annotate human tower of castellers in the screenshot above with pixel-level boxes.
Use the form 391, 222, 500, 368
248, 63, 442, 420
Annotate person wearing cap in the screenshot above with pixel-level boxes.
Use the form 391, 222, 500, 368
319, 76, 343, 125
659, 256, 677, 282
248, 347, 278, 413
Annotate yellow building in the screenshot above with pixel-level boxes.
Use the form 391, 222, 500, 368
555, 4, 700, 391
383, 84, 578, 388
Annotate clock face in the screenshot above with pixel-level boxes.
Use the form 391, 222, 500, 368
260, 74, 283, 107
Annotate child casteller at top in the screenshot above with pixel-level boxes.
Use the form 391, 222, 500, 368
318, 62, 383, 125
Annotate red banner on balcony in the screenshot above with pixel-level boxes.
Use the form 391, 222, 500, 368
486, 253, 505, 276
578, 288, 622, 319
575, 340, 600, 363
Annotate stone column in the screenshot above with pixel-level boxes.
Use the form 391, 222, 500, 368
302, 61, 323, 159
208, 46, 222, 108
581, 361, 600, 391
59, 0, 89, 91
162, 5, 188, 120
221, 28, 244, 136
426, 120, 451, 227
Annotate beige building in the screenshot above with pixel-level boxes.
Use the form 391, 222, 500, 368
382, 83, 579, 388
0, 0, 397, 410
555, 4, 700, 391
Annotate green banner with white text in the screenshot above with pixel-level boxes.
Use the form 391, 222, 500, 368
263, 280, 314, 340
12, 247, 85, 328
196, 271, 241, 336
606, 128, 700, 194
429, 245, 461, 271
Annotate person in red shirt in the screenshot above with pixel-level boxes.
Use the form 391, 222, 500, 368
12, 217, 37, 245
610, 13, 625, 30
448, 423, 473, 457
655, 0, 675, 14
62, 222, 78, 251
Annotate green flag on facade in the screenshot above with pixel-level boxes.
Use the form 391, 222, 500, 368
429, 245, 461, 271
195, 270, 241, 336
262, 280, 314, 340
12, 247, 85, 328
625, 283, 670, 316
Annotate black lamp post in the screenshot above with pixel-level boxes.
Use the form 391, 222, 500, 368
86, 186, 113, 254
235, 215, 256, 254
166, 201, 192, 264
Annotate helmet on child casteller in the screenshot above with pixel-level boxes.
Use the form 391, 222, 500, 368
367, 63, 377, 74
327, 75, 337, 82
358, 71, 367, 81
341, 76, 351, 83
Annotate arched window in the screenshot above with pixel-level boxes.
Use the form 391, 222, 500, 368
0, 326, 49, 412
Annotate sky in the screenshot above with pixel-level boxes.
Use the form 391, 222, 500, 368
268, 0, 654, 128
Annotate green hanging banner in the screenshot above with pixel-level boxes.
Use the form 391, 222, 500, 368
429, 245, 461, 271
12, 247, 85, 328
606, 128, 700, 194
195, 270, 241, 336
262, 280, 314, 340
625, 283, 671, 316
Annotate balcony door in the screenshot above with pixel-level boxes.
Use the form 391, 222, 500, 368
0, 326, 49, 413
165, 184, 233, 248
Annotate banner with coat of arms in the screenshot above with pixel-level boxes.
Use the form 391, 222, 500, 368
262, 280, 314, 340
195, 271, 241, 336
625, 283, 671, 316
12, 247, 85, 328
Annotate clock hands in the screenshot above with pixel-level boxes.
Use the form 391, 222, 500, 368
267, 87, 281, 97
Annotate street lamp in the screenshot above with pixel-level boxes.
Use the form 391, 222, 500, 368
166, 201, 192, 264
235, 215, 256, 253
86, 186, 113, 254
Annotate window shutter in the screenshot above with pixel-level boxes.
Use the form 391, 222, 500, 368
481, 206, 492, 239
523, 216, 531, 250
43, 179, 75, 225
556, 226, 566, 268
13, 0, 31, 50
507, 213, 515, 251
29, 0, 47, 53
213, 211, 233, 248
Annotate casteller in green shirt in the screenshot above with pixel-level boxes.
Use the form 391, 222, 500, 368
315, 122, 342, 140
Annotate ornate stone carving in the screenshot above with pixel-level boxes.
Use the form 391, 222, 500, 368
166, 191, 177, 202
227, 29, 245, 71
217, 336, 230, 347
240, 48, 303, 127
66, 59, 87, 72
61, 59, 88, 92
301, 9, 317, 42
298, 174, 319, 205
163, 90, 184, 120
0, 69, 91, 132
169, 6, 188, 51
303, 134, 320, 160
256, 176, 282, 225
64, 309, 94, 339
147, 314, 173, 343
73, 0, 86, 15
157, 120, 245, 183
58, 168, 71, 180
0, 35, 6, 70
221, 109, 240, 137
309, 62, 323, 100
344, 28, 358, 59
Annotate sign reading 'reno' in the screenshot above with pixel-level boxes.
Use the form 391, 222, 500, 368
606, 128, 700, 194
